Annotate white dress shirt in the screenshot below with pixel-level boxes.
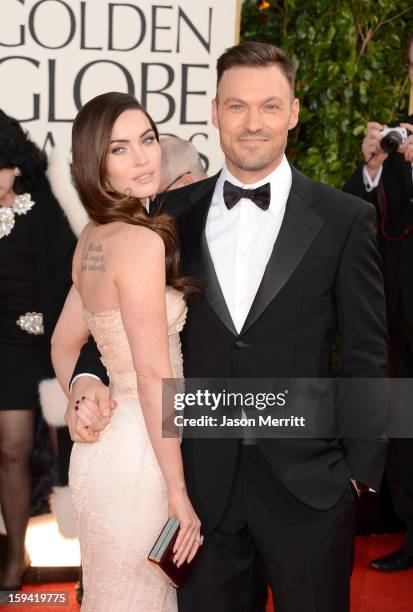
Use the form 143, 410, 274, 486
206, 155, 292, 333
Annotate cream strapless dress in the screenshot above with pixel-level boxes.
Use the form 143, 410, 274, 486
69, 287, 186, 612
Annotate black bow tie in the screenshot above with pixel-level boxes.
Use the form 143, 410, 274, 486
223, 180, 271, 211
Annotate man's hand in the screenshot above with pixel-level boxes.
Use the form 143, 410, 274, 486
399, 123, 413, 163
65, 376, 116, 443
362, 122, 389, 180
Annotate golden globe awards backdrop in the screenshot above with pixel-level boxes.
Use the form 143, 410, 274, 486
0, 0, 242, 174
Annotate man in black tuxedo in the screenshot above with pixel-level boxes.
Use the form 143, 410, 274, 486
344, 34, 413, 573
67, 42, 388, 611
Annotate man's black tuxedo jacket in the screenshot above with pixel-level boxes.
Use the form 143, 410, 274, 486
73, 166, 388, 534
344, 115, 413, 328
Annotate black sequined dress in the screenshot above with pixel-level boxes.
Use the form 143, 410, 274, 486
0, 203, 50, 410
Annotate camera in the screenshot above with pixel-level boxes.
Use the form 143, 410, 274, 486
380, 127, 408, 154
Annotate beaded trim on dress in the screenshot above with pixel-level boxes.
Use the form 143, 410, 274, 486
0, 193, 35, 239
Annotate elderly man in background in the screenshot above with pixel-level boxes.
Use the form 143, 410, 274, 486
159, 136, 207, 192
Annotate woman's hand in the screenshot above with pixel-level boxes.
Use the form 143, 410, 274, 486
66, 376, 116, 442
168, 488, 202, 567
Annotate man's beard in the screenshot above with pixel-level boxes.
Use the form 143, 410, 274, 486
230, 151, 276, 172
226, 131, 285, 173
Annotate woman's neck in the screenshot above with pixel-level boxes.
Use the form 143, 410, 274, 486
0, 189, 17, 207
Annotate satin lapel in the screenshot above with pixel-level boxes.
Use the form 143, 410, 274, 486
199, 232, 238, 336
179, 174, 238, 338
240, 169, 325, 336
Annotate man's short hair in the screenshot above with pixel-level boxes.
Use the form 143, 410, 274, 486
216, 41, 298, 95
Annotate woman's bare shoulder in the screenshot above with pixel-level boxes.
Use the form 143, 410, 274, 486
109, 222, 165, 254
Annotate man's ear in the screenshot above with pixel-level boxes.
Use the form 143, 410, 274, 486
211, 98, 219, 129
288, 98, 299, 131
177, 173, 196, 187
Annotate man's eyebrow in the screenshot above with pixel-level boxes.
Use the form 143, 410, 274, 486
223, 97, 245, 104
109, 128, 154, 144
223, 96, 284, 104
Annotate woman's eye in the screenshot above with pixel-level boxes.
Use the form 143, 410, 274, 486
111, 146, 125, 154
142, 135, 155, 145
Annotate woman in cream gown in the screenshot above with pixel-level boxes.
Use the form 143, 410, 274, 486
51, 92, 201, 612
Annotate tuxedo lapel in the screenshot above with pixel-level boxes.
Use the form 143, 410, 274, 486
199, 232, 239, 336
240, 168, 325, 336
179, 174, 239, 337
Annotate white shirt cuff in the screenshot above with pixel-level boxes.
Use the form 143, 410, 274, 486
363, 165, 383, 192
69, 373, 103, 394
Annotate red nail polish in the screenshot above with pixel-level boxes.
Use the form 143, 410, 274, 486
74, 406, 79, 412
81, 396, 85, 400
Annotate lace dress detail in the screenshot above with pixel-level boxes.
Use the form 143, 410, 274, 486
69, 287, 186, 611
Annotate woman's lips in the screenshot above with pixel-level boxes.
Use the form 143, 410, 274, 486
132, 173, 154, 184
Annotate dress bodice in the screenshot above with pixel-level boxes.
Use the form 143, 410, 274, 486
71, 285, 182, 611
83, 286, 187, 397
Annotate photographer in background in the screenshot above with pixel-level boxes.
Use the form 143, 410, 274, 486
344, 34, 413, 573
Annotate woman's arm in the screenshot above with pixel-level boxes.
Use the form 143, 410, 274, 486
114, 223, 201, 565
51, 284, 89, 397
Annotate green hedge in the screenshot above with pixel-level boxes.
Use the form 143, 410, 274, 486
240, 0, 413, 187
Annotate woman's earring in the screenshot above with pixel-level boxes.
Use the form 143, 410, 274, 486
14, 167, 21, 177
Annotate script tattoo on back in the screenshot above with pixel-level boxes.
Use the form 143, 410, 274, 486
81, 243, 106, 272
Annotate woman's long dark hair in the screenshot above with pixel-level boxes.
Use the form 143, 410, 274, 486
72, 92, 199, 296
0, 109, 47, 193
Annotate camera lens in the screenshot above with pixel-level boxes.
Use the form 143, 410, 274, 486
380, 130, 403, 154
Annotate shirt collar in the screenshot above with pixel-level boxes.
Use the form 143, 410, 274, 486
213, 155, 292, 217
